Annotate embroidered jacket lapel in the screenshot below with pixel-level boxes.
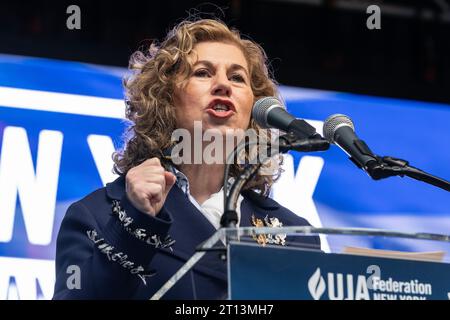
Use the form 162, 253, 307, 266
105, 176, 226, 282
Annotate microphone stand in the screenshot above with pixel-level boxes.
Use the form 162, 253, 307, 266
366, 155, 450, 192
337, 136, 450, 191
220, 133, 330, 228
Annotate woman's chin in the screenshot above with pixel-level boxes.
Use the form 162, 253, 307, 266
203, 124, 245, 135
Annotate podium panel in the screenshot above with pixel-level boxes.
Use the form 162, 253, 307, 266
228, 242, 450, 300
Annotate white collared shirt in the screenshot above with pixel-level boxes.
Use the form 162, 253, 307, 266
169, 167, 244, 230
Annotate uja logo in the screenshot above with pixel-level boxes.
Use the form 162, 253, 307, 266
307, 267, 371, 300
308, 268, 326, 300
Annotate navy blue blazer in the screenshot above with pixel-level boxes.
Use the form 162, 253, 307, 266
53, 175, 320, 299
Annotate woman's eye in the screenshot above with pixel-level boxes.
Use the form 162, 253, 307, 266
194, 69, 210, 77
230, 74, 245, 83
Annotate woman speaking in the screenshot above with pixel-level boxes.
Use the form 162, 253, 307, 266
53, 18, 320, 299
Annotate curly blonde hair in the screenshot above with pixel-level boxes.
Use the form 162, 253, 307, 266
113, 18, 282, 195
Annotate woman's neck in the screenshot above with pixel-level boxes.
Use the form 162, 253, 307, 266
179, 163, 225, 204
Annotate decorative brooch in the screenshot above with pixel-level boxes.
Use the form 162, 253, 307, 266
250, 214, 287, 246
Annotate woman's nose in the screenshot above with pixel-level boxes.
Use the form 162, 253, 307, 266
211, 72, 231, 97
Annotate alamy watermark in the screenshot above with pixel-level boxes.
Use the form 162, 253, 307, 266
66, 5, 81, 30
66, 264, 81, 290
169, 121, 280, 175
367, 5, 381, 30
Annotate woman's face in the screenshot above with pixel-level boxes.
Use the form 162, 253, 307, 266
174, 41, 254, 135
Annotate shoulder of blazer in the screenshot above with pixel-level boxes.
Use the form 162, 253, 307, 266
105, 175, 127, 200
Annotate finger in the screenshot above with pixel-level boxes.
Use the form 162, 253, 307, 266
142, 173, 166, 187
146, 183, 163, 203
164, 172, 177, 192
139, 200, 154, 215
142, 157, 161, 167
141, 166, 165, 177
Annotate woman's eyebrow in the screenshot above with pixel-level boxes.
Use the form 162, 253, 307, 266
229, 63, 249, 77
192, 60, 214, 69
193, 60, 249, 76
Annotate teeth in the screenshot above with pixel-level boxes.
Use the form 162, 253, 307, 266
213, 104, 229, 111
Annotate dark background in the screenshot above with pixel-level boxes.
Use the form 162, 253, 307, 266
1, 0, 449, 103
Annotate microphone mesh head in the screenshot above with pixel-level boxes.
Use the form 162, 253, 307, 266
323, 114, 354, 144
252, 96, 283, 128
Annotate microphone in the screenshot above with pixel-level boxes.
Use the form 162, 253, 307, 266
323, 114, 379, 172
252, 97, 319, 139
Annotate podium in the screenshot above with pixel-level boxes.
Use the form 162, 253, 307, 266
151, 227, 450, 300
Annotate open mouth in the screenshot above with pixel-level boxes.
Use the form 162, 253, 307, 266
206, 100, 235, 119
211, 103, 231, 112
